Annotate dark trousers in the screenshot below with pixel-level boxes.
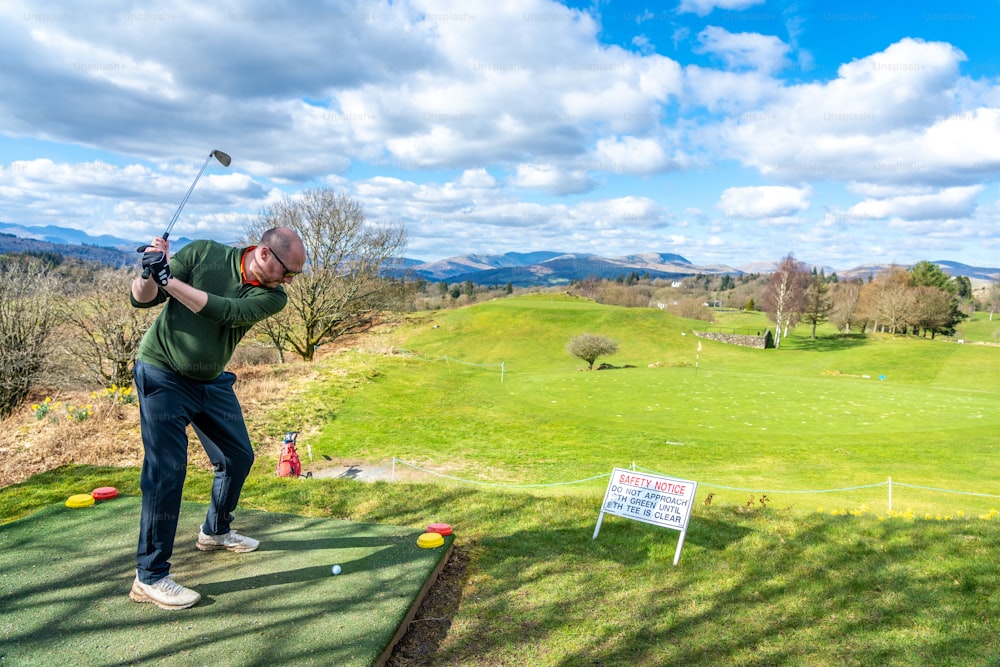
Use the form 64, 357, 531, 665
133, 360, 255, 584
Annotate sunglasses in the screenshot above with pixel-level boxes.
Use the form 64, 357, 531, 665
268, 247, 300, 277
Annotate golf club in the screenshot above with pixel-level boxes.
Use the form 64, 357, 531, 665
137, 149, 231, 265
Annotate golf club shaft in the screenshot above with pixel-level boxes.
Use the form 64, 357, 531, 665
137, 150, 230, 258
162, 150, 218, 241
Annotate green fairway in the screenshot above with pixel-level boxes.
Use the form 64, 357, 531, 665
304, 295, 1000, 516
956, 310, 1000, 344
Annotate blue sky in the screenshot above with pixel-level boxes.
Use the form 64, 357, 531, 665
1, 0, 999, 270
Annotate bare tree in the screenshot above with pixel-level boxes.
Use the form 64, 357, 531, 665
245, 189, 407, 361
761, 254, 808, 348
908, 285, 954, 338
59, 268, 156, 386
829, 280, 865, 334
986, 279, 1000, 321
860, 266, 912, 334
566, 333, 619, 370
595, 281, 651, 307
0, 257, 61, 418
254, 305, 296, 364
666, 297, 716, 322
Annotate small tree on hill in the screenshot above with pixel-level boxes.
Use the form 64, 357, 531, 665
566, 333, 618, 370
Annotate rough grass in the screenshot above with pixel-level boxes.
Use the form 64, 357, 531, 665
0, 359, 308, 488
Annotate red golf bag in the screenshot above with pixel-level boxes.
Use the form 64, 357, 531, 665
276, 431, 302, 478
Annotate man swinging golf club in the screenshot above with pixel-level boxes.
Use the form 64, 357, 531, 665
128, 170, 305, 609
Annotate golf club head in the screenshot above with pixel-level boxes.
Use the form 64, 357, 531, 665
212, 150, 232, 167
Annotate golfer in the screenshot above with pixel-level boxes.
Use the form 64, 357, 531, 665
128, 227, 305, 610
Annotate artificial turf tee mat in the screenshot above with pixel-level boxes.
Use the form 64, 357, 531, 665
0, 495, 453, 666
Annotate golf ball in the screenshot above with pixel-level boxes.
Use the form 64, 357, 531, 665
331, 565, 342, 575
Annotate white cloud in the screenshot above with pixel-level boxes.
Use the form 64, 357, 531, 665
721, 38, 981, 185
717, 185, 812, 219
847, 185, 982, 220
632, 35, 654, 56
592, 136, 677, 174
458, 168, 497, 188
575, 196, 666, 229
29, 27, 178, 98
683, 65, 780, 113
678, 0, 766, 17
511, 163, 594, 195
695, 26, 790, 72
919, 108, 1000, 176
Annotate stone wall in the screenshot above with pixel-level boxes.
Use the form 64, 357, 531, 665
694, 330, 773, 349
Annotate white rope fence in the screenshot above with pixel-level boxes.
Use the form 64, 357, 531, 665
388, 458, 1000, 512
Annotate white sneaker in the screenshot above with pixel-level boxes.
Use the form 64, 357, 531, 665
196, 529, 260, 553
129, 574, 201, 610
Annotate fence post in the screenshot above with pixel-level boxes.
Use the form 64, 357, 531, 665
391, 457, 396, 483
888, 476, 892, 512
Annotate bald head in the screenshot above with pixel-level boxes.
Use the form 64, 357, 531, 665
259, 227, 304, 258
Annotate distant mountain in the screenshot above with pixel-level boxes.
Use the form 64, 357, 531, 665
384, 256, 426, 272
404, 251, 564, 280
4, 223, 998, 286
0, 223, 138, 249
836, 261, 1000, 283
738, 260, 782, 275
0, 232, 134, 266
615, 252, 691, 266
399, 251, 741, 287
932, 260, 1000, 282
0, 223, 194, 253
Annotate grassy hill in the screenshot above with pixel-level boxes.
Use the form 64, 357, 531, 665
957, 310, 1000, 345
284, 295, 1000, 516
5, 294, 1000, 665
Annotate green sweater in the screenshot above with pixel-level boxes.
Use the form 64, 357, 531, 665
132, 240, 287, 381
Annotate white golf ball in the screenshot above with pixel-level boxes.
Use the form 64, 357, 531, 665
331, 564, 342, 575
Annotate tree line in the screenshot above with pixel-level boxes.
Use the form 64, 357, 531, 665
554, 256, 996, 349
763, 254, 976, 347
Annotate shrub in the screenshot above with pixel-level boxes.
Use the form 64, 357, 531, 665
566, 333, 619, 370
0, 257, 61, 419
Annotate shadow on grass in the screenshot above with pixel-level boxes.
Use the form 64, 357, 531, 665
231, 478, 1000, 664
781, 334, 869, 352
428, 509, 1000, 666
10, 469, 1000, 666
0, 493, 451, 667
